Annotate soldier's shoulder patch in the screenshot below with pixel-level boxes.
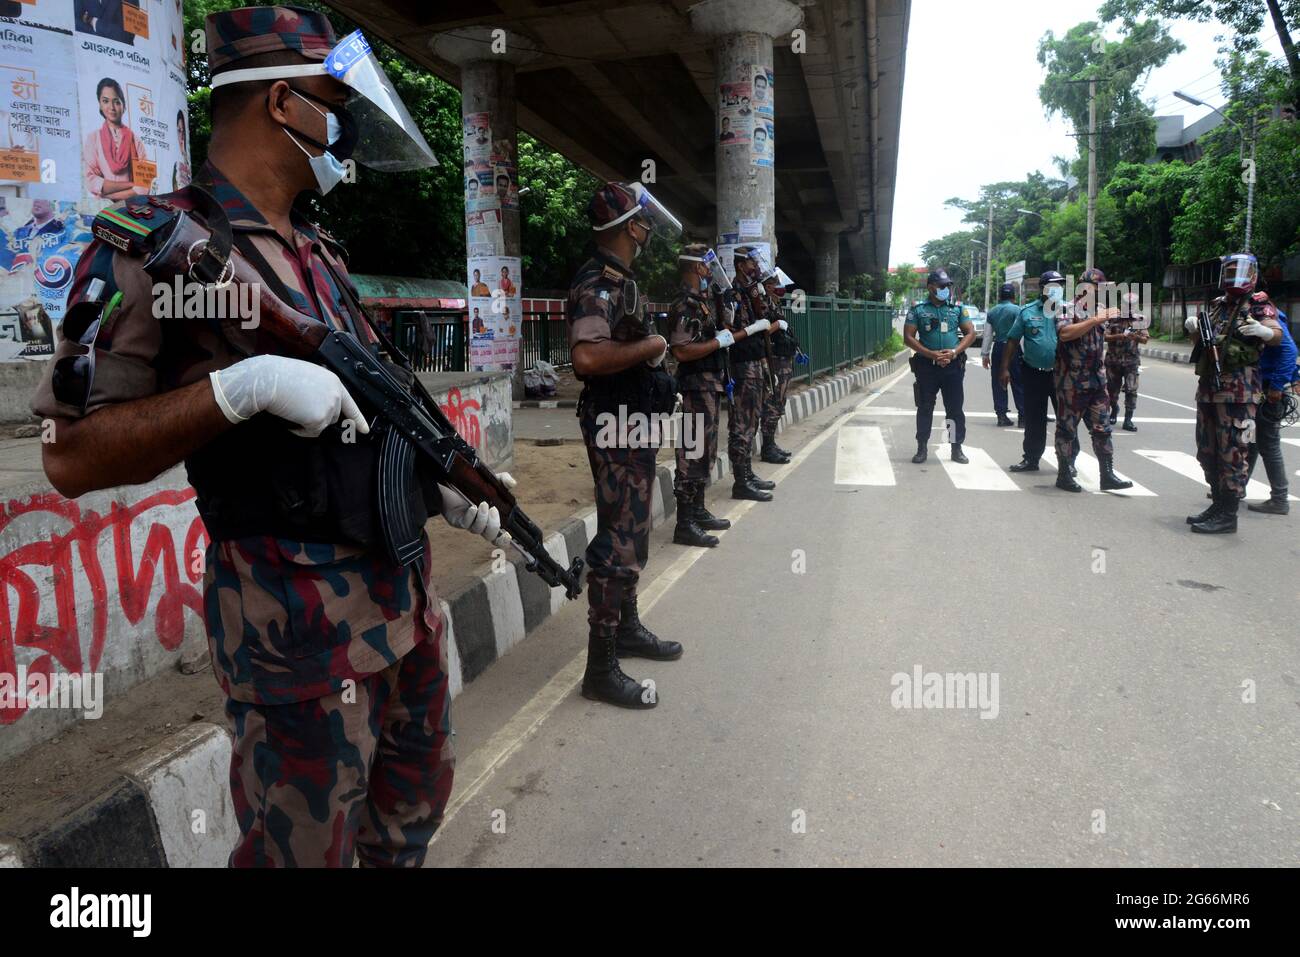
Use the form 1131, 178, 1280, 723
600, 264, 624, 283
91, 198, 177, 256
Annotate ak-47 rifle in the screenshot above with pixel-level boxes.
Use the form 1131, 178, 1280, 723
1197, 309, 1222, 393
143, 200, 583, 598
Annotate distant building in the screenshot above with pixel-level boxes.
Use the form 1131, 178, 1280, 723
1149, 112, 1224, 164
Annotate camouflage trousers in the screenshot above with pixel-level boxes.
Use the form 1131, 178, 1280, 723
1196, 400, 1257, 497
226, 604, 453, 868
675, 388, 722, 499
727, 360, 766, 467
580, 407, 658, 636
760, 356, 794, 439
1055, 371, 1113, 460
1106, 362, 1139, 415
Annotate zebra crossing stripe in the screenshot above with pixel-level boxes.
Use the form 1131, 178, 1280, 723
835, 425, 896, 486
1040, 450, 1157, 497
931, 444, 1020, 491
1133, 449, 1297, 501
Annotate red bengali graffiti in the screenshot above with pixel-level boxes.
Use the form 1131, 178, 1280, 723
440, 387, 482, 450
0, 488, 206, 725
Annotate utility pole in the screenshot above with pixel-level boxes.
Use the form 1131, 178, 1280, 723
984, 203, 994, 312
1244, 112, 1257, 252
1086, 77, 1097, 273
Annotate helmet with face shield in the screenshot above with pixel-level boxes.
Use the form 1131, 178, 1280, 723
1219, 252, 1259, 298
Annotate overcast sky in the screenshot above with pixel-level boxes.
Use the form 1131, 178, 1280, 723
888, 0, 1287, 268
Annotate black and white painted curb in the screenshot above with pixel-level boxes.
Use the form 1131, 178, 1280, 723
513, 398, 577, 409
1139, 344, 1193, 364
0, 351, 905, 868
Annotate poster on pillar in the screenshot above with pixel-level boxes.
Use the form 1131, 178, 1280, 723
0, 0, 187, 360
751, 120, 773, 168
465, 207, 503, 258
718, 80, 751, 146
466, 254, 521, 373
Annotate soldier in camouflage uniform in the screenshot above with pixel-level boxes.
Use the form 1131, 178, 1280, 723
1104, 293, 1148, 432
759, 267, 798, 464
567, 182, 684, 708
667, 244, 735, 548
1052, 268, 1133, 493
30, 8, 499, 867
728, 246, 778, 500
1183, 252, 1283, 534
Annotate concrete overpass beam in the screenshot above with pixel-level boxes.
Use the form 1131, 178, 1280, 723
689, 0, 801, 262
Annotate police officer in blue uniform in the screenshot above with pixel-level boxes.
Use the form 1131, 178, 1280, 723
904, 268, 976, 464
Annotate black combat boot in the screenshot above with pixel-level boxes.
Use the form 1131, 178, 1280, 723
996, 413, 1014, 427
769, 437, 792, 458
1098, 454, 1133, 491
745, 461, 776, 490
1187, 483, 1221, 524
1247, 493, 1289, 515
1109, 403, 1118, 425
1191, 494, 1238, 534
581, 634, 656, 709
1055, 460, 1083, 492
950, 443, 969, 464
1122, 401, 1137, 431
911, 441, 928, 464
1009, 457, 1039, 472
760, 434, 790, 464
673, 492, 719, 548
732, 462, 773, 501
1068, 457, 1078, 478
615, 598, 682, 660
692, 490, 731, 530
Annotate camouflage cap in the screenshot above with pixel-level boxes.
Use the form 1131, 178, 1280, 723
588, 182, 639, 230
206, 5, 337, 74
1079, 267, 1107, 285
733, 245, 756, 262
679, 242, 710, 262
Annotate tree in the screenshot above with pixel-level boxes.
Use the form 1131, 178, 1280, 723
1100, 0, 1300, 104
1038, 20, 1182, 187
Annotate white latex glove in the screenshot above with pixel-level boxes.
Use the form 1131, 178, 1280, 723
776, 319, 789, 331
744, 318, 771, 336
1237, 319, 1273, 341
209, 355, 369, 438
715, 329, 735, 349
438, 484, 508, 544
646, 335, 668, 368
1184, 316, 1200, 335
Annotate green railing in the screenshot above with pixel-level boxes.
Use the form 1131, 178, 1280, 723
785, 296, 894, 386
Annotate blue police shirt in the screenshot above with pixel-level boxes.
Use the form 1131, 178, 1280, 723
1005, 298, 1058, 370
1259, 316, 1298, 391
907, 300, 965, 351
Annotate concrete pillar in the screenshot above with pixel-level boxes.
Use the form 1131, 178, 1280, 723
815, 230, 841, 296
690, 0, 802, 266
431, 29, 538, 392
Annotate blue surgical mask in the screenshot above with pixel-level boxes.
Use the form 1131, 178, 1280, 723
935, 287, 951, 302
1046, 285, 1064, 302
285, 128, 348, 195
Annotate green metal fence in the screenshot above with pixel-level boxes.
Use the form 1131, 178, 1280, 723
784, 296, 894, 386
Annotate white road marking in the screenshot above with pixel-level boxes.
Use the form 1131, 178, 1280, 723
1283, 438, 1300, 449
1133, 449, 1297, 501
861, 406, 1200, 425
1041, 450, 1157, 496
835, 425, 896, 486
1137, 392, 1197, 411
932, 444, 1020, 491
433, 365, 915, 839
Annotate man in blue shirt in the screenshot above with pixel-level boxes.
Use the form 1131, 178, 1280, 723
904, 268, 976, 464
1245, 292, 1297, 515
981, 283, 1025, 426
999, 270, 1076, 473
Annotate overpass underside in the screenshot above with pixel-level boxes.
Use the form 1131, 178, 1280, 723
326, 0, 909, 291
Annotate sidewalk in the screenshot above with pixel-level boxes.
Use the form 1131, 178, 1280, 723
0, 350, 910, 866
1139, 338, 1193, 364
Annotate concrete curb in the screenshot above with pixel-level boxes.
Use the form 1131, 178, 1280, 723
1139, 344, 1193, 364
513, 398, 577, 408
0, 351, 905, 868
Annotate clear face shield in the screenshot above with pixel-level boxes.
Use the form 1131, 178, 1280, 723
700, 248, 733, 293
1220, 253, 1259, 295
209, 30, 438, 171
627, 183, 683, 242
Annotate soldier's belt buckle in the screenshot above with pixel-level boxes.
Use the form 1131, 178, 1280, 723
185, 239, 234, 289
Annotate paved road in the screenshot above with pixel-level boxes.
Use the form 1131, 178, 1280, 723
431, 355, 1299, 867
